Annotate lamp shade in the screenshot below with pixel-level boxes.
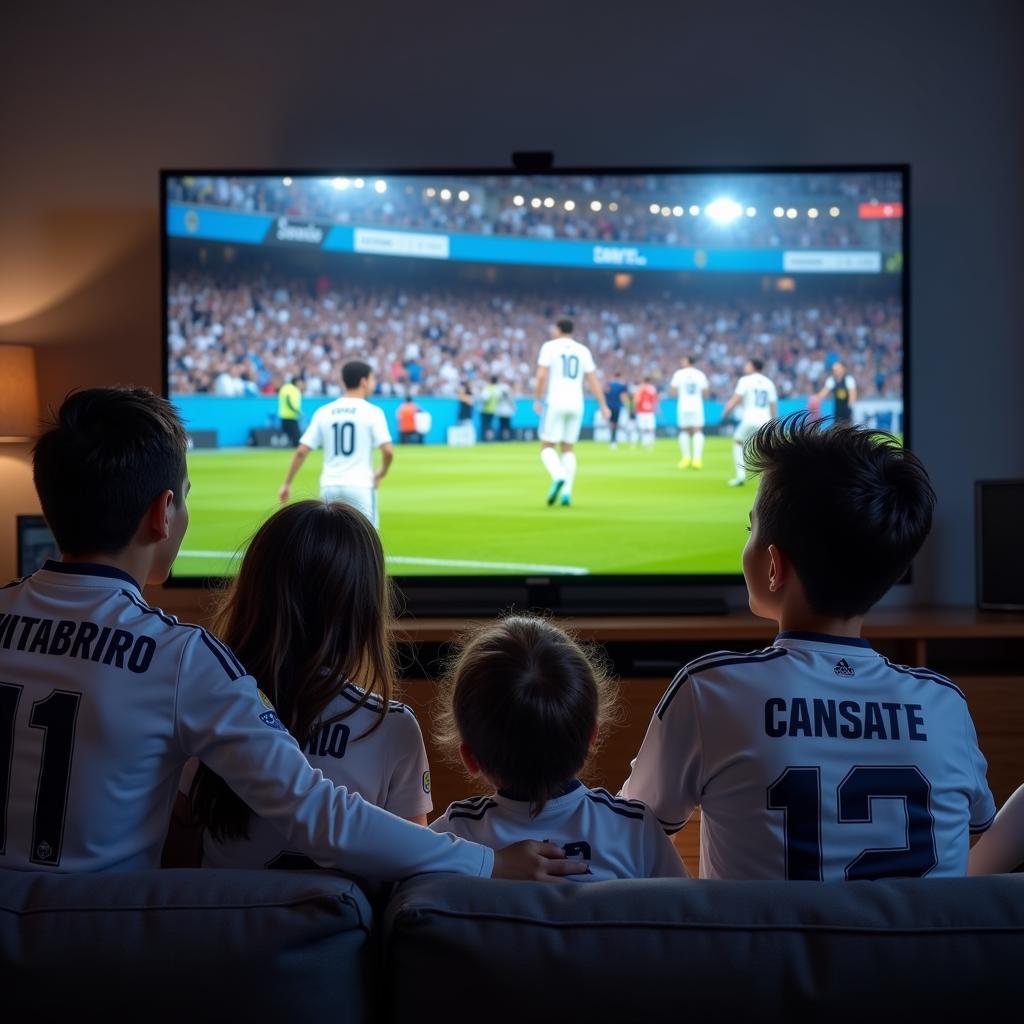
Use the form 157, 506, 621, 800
0, 345, 40, 441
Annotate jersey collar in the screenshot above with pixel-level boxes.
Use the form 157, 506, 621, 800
494, 778, 585, 815
774, 630, 873, 651
39, 559, 143, 593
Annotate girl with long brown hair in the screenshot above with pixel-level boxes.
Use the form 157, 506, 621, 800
188, 500, 432, 867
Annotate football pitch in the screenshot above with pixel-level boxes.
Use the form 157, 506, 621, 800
174, 437, 755, 579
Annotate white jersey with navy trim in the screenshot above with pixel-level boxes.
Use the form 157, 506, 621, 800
620, 633, 995, 881
299, 396, 391, 489
430, 780, 688, 880
0, 562, 490, 879
537, 337, 596, 411
196, 684, 432, 869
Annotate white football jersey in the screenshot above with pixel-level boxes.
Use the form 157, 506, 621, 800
196, 684, 432, 869
300, 397, 392, 489
0, 563, 490, 879
671, 367, 709, 412
537, 337, 596, 411
431, 780, 688, 881
621, 633, 995, 881
734, 372, 777, 421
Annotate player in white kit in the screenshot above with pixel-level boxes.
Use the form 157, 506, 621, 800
432, 615, 689, 879
670, 355, 709, 469
720, 358, 778, 486
0, 387, 584, 882
279, 361, 393, 527
177, 501, 433, 869
533, 317, 610, 507
622, 415, 995, 880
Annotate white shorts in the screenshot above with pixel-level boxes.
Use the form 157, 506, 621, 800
540, 406, 583, 445
677, 408, 705, 429
636, 412, 656, 432
321, 484, 378, 528
733, 417, 770, 444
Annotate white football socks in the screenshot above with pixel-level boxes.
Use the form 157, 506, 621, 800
733, 442, 746, 478
561, 451, 577, 494
693, 431, 705, 461
541, 447, 563, 481
679, 433, 692, 459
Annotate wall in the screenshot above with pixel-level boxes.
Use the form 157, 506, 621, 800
1, 0, 1022, 607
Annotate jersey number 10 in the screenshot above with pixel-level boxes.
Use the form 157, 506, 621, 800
560, 354, 580, 380
0, 683, 80, 866
332, 422, 356, 457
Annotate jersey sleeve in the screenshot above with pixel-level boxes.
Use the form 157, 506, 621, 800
429, 806, 464, 838
173, 632, 492, 881
372, 406, 393, 447
964, 702, 997, 833
580, 346, 596, 374
767, 379, 779, 403
824, 376, 836, 391
734, 378, 748, 398
698, 372, 709, 392
537, 341, 554, 368
670, 371, 682, 392
298, 409, 322, 449
642, 807, 690, 879
619, 669, 704, 836
382, 709, 433, 819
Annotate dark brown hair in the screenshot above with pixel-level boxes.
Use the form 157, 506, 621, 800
342, 360, 373, 389
33, 387, 188, 555
745, 412, 936, 618
191, 500, 397, 840
435, 615, 620, 815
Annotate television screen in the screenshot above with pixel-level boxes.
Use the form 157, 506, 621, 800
163, 167, 906, 582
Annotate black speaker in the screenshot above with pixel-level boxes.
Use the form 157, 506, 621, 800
975, 480, 1024, 610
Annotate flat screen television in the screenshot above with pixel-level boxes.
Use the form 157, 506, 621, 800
162, 164, 907, 611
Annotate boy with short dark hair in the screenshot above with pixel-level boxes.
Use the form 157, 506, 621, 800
0, 386, 581, 882
622, 413, 995, 880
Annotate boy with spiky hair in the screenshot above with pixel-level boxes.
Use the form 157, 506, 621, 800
622, 414, 995, 880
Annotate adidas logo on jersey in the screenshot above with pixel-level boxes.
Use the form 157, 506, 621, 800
833, 658, 855, 677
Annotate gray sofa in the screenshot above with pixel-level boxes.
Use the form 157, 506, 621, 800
2, 869, 1022, 1022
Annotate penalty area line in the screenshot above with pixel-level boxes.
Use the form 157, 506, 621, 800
177, 550, 589, 576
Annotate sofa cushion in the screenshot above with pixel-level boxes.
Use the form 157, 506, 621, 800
384, 875, 1024, 1023
0, 868, 372, 1022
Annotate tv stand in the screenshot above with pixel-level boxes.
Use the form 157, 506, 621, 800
524, 578, 727, 616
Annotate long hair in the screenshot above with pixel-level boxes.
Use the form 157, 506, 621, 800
190, 500, 396, 840
434, 615, 621, 816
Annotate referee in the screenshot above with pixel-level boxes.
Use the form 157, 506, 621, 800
816, 360, 858, 424
278, 375, 303, 446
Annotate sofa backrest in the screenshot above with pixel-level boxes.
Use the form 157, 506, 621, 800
384, 875, 1024, 1023
0, 868, 372, 1022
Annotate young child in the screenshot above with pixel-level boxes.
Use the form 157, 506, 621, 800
0, 386, 580, 882
186, 500, 432, 868
431, 615, 689, 880
621, 413, 995, 880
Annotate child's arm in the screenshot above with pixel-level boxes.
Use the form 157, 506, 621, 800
969, 784, 1023, 875
619, 668, 704, 837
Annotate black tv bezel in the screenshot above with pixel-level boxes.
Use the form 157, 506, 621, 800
975, 479, 1024, 611
160, 163, 911, 599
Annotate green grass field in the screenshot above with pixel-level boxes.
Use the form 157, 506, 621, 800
174, 437, 755, 578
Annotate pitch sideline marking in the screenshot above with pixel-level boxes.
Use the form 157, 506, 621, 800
177, 550, 589, 576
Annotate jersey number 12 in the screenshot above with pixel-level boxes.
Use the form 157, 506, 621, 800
767, 765, 938, 880
0, 682, 80, 866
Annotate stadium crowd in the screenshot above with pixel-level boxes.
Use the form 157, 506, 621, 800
168, 174, 903, 250
168, 272, 903, 405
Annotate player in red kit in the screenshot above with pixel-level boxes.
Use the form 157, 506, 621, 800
633, 379, 659, 449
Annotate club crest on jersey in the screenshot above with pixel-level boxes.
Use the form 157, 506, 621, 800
834, 658, 855, 677
422, 770, 431, 794
257, 689, 275, 710
259, 710, 286, 732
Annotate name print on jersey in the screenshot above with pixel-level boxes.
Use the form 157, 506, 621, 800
764, 697, 927, 741
0, 613, 156, 674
